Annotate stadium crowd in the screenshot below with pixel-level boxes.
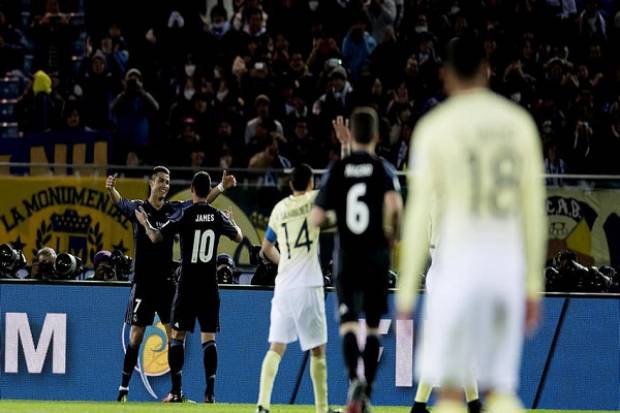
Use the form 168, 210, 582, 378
1, 0, 620, 175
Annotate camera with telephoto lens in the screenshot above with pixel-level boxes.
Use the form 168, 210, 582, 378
110, 250, 133, 280
0, 243, 27, 278
55, 253, 83, 279
547, 250, 613, 292
217, 253, 236, 284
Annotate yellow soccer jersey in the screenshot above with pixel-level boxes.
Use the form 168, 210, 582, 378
397, 88, 547, 313
267, 190, 323, 291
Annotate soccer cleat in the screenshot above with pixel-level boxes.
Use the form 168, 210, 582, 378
328, 408, 343, 413
346, 379, 368, 413
410, 403, 430, 413
116, 389, 128, 402
255, 405, 270, 413
161, 391, 186, 403
468, 399, 484, 413
204, 393, 215, 403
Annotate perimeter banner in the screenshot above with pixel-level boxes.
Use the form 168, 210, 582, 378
0, 177, 147, 265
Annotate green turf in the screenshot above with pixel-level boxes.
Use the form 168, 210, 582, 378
0, 401, 614, 413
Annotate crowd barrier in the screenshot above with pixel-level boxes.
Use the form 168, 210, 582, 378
0, 281, 617, 410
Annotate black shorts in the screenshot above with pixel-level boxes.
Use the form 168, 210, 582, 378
124, 281, 176, 326
336, 249, 390, 328
170, 282, 220, 333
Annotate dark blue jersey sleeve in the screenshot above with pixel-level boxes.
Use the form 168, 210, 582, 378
160, 211, 184, 240
117, 199, 143, 219
219, 210, 239, 240
314, 162, 337, 210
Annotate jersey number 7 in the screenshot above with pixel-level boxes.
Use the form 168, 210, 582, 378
281, 219, 312, 260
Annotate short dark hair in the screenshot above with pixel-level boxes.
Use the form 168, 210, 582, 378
151, 166, 170, 179
445, 35, 485, 79
350, 107, 379, 144
290, 163, 312, 191
191, 171, 212, 198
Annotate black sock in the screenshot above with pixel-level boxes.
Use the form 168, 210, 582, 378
363, 334, 380, 396
412, 401, 428, 412
168, 338, 185, 394
342, 332, 360, 381
202, 340, 218, 396
121, 343, 139, 388
468, 399, 483, 413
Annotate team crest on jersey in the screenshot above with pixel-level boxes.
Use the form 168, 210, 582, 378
546, 196, 598, 265
122, 316, 170, 399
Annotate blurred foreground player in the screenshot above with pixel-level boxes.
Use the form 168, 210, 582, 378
255, 164, 340, 413
135, 171, 243, 403
108, 167, 235, 402
396, 35, 547, 413
311, 108, 403, 413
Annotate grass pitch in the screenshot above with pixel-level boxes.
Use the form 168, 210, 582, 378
0, 401, 615, 413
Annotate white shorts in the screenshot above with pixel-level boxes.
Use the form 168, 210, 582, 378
416, 251, 525, 393
268, 287, 327, 351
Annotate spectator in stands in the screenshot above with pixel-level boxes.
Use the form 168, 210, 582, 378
215, 117, 245, 167
245, 94, 284, 144
16, 70, 64, 133
98, 33, 129, 83
30, 0, 77, 80
233, 0, 269, 32
579, 0, 607, 41
171, 117, 202, 166
61, 102, 90, 131
342, 11, 377, 81
0, 12, 25, 75
78, 51, 117, 130
110, 68, 159, 162
248, 132, 291, 169
545, 141, 567, 186
288, 117, 324, 168
365, 0, 397, 43
312, 65, 353, 128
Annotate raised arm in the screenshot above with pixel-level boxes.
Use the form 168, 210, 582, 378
206, 170, 237, 204
135, 206, 164, 243
106, 173, 122, 204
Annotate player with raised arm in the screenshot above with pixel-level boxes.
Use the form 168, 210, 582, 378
107, 167, 235, 402
396, 35, 546, 413
311, 108, 403, 413
255, 164, 340, 413
136, 171, 243, 403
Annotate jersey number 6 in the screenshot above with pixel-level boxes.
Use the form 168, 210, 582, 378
346, 183, 369, 234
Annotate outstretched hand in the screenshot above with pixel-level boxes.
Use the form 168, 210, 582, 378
105, 173, 118, 191
222, 170, 237, 190
332, 116, 352, 146
135, 206, 149, 227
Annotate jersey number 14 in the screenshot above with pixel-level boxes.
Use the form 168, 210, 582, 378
191, 229, 215, 263
281, 219, 312, 260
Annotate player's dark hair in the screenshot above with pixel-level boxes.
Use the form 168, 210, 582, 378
444, 35, 485, 79
350, 107, 379, 144
290, 163, 313, 191
151, 166, 170, 179
191, 171, 212, 198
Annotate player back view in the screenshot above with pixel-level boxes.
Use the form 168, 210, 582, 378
396, 36, 547, 413
312, 108, 403, 413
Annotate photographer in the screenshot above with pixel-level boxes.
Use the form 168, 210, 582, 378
30, 247, 57, 280
110, 68, 159, 163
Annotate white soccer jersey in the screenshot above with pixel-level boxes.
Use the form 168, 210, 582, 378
267, 190, 323, 291
397, 87, 547, 313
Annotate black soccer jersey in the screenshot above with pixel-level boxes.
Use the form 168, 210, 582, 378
117, 198, 191, 284
160, 202, 239, 286
315, 152, 400, 253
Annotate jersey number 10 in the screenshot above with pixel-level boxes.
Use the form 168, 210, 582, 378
191, 229, 215, 263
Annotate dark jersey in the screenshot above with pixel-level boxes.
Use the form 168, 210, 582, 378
117, 198, 191, 284
160, 202, 238, 287
315, 152, 400, 253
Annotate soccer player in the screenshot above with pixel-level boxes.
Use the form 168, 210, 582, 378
135, 171, 243, 403
396, 35, 546, 413
255, 164, 338, 413
311, 108, 403, 413
107, 167, 235, 402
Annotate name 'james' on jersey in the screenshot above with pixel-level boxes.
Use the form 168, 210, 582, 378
267, 190, 323, 291
315, 152, 400, 253
160, 203, 239, 286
